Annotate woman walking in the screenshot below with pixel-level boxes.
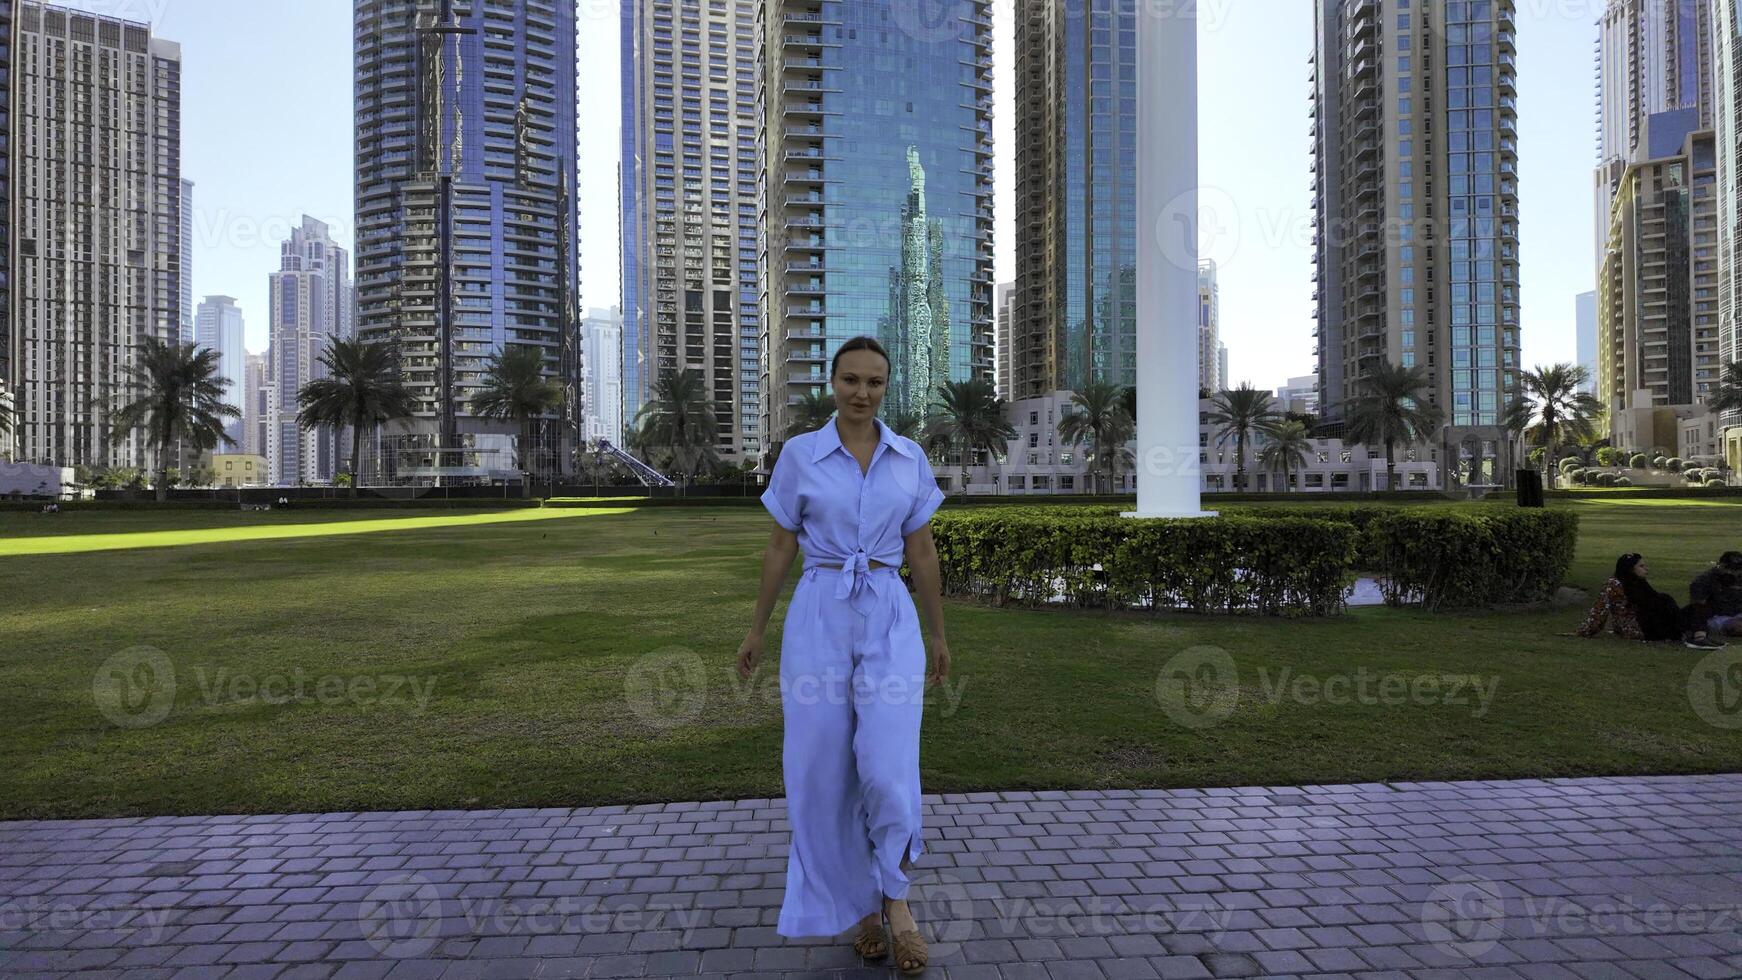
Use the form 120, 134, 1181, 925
737, 335, 951, 974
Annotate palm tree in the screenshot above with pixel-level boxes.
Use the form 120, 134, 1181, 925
924, 379, 1016, 495
1500, 395, 1533, 488
1517, 363, 1603, 489
470, 345, 565, 497
881, 408, 922, 440
295, 338, 419, 498
1053, 382, 1134, 495
1258, 419, 1312, 493
632, 367, 722, 488
785, 388, 836, 439
109, 337, 241, 502
1343, 363, 1443, 491
1205, 384, 1281, 492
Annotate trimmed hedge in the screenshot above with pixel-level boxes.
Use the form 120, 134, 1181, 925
927, 505, 1580, 616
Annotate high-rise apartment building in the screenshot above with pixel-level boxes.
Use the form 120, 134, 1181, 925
180, 179, 195, 345
620, 0, 760, 461
757, 0, 994, 459
1594, 0, 1722, 424
196, 296, 247, 447
1198, 260, 1220, 392
1, 0, 15, 457
1576, 290, 1598, 392
1715, 0, 1742, 427
1310, 0, 1521, 471
8, 1, 183, 469
243, 352, 268, 461
581, 306, 624, 446
995, 281, 1015, 403
355, 0, 581, 483
267, 217, 353, 485
1010, 0, 1137, 401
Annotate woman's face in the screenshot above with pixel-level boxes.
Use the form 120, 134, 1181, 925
1631, 559, 1650, 579
831, 348, 889, 423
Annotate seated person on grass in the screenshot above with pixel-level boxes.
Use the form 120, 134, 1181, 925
1689, 551, 1742, 638
1577, 553, 1725, 649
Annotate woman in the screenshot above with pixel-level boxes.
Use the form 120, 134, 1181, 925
737, 335, 951, 975
1578, 553, 1723, 649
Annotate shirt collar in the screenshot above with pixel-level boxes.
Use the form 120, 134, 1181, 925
810, 414, 915, 463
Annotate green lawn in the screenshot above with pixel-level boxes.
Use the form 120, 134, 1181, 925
2, 497, 1739, 820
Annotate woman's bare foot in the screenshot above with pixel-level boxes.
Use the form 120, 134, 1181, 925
883, 894, 918, 936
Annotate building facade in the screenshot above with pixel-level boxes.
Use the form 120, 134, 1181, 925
619, 0, 759, 463
8, 1, 183, 470
1277, 374, 1322, 416
1576, 290, 1598, 392
267, 217, 353, 485
1198, 260, 1220, 392
355, 0, 582, 484
196, 296, 247, 448
1009, 0, 1137, 401
1310, 0, 1520, 483
1, 0, 15, 459
995, 280, 1015, 403
243, 352, 268, 461
581, 306, 624, 446
180, 179, 195, 345
757, 0, 994, 462
1716, 0, 1742, 428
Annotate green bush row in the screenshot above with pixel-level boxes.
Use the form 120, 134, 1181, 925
927, 505, 1579, 615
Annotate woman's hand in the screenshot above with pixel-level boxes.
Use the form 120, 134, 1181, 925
927, 635, 951, 686
737, 630, 764, 680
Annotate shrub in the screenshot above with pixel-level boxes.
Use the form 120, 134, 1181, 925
1596, 447, 1621, 467
1558, 457, 1582, 473
1589, 472, 1612, 486
1654, 455, 1669, 469
1569, 469, 1589, 485
1614, 476, 1633, 487
928, 505, 1579, 616
1630, 453, 1648, 469
1666, 457, 1684, 470
1707, 478, 1727, 488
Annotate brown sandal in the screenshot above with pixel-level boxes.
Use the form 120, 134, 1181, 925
891, 926, 929, 975
851, 917, 888, 960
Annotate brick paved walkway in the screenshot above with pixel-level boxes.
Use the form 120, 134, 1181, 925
3, 775, 1741, 979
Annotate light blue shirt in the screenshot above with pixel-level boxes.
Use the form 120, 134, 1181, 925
761, 414, 946, 603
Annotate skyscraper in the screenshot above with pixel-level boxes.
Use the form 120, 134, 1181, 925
355, 0, 581, 483
1010, 0, 1138, 400
758, 0, 994, 458
995, 281, 1015, 403
0, 0, 15, 459
267, 217, 353, 485
196, 296, 247, 447
244, 352, 268, 461
1198, 260, 1221, 392
619, 0, 759, 461
1576, 290, 1598, 393
1310, 0, 1520, 478
180, 179, 195, 346
9, 1, 183, 469
1715, 0, 1742, 428
1594, 0, 1721, 423
581, 306, 624, 446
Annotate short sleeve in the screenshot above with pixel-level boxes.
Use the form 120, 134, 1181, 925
901, 449, 946, 537
760, 445, 802, 532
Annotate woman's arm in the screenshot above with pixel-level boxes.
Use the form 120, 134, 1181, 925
904, 524, 950, 684
738, 525, 800, 678
1575, 580, 1615, 637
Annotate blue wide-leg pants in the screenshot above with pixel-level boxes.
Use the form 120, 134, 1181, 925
776, 563, 928, 938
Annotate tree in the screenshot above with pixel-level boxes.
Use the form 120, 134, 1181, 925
470, 344, 565, 498
785, 388, 836, 439
184, 464, 217, 489
1343, 363, 1443, 492
631, 367, 721, 488
1258, 419, 1312, 493
924, 379, 1016, 495
1205, 384, 1281, 492
1056, 382, 1135, 495
295, 338, 419, 498
1500, 395, 1534, 487
1710, 360, 1742, 416
882, 408, 923, 440
110, 338, 240, 502
1517, 363, 1603, 489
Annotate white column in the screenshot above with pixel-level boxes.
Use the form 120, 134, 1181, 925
1126, 2, 1213, 519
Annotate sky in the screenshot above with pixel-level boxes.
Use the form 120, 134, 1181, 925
63, 0, 1601, 391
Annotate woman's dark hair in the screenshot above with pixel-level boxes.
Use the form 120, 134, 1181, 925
1614, 553, 1659, 611
830, 335, 890, 380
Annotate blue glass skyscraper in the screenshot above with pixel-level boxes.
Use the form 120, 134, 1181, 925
355, 0, 581, 483
759, 0, 994, 455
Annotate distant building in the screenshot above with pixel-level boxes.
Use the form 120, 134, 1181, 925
1575, 291, 1597, 393
1276, 375, 1321, 416
581, 307, 623, 447
208, 453, 268, 488
1218, 345, 1229, 396
180, 180, 195, 345
1198, 261, 1220, 392
196, 296, 247, 447
996, 282, 1016, 403
267, 217, 352, 485
243, 353, 268, 461
1716, 0, 1742, 431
